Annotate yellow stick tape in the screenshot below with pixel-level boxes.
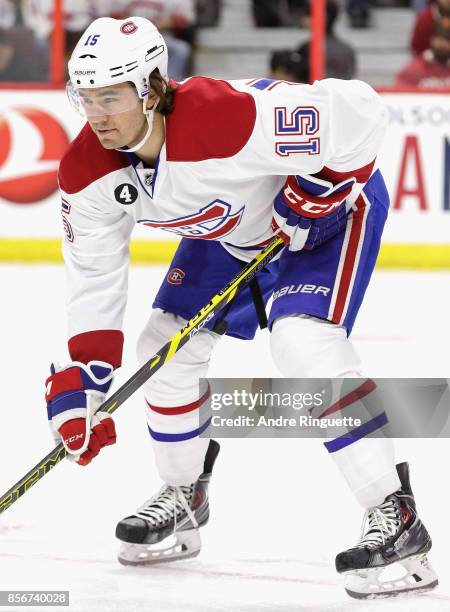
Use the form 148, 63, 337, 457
0, 240, 450, 269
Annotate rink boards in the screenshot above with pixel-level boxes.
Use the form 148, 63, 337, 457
0, 89, 449, 268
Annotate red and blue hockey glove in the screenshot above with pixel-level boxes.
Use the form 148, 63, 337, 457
45, 361, 116, 466
272, 174, 356, 251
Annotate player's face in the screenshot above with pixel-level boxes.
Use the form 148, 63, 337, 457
82, 83, 147, 150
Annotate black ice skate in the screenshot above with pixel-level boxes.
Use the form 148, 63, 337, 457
116, 439, 220, 566
336, 462, 438, 599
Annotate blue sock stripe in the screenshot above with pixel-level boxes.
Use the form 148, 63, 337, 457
148, 417, 211, 442
324, 412, 388, 453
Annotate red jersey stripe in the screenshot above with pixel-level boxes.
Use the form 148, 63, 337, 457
68, 329, 124, 368
315, 159, 375, 185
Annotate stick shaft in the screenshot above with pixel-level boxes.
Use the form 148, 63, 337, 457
0, 236, 284, 515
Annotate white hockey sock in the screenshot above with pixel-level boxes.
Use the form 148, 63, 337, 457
271, 315, 401, 508
330, 438, 401, 508
137, 308, 220, 485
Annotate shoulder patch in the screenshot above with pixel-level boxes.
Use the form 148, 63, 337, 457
165, 77, 256, 162
58, 123, 130, 194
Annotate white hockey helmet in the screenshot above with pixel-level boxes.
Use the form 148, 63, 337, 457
67, 17, 169, 151
68, 16, 168, 117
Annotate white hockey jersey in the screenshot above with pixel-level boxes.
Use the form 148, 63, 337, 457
58, 76, 388, 366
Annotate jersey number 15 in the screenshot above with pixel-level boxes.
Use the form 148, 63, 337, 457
275, 106, 320, 157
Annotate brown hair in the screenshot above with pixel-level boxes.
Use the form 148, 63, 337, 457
149, 68, 176, 115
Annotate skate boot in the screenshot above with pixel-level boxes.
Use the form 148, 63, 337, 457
336, 462, 438, 599
116, 439, 220, 566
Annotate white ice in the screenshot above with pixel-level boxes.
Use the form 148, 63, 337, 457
0, 264, 449, 612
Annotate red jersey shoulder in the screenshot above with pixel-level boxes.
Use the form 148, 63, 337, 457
58, 123, 130, 194
165, 77, 257, 162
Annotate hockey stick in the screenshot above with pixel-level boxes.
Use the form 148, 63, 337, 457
0, 235, 285, 515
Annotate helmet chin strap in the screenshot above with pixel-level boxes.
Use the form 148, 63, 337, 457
116, 97, 159, 154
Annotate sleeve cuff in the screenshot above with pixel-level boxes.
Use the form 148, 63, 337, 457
68, 330, 124, 368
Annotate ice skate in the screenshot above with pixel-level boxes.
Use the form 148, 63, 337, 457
116, 440, 220, 566
336, 462, 438, 599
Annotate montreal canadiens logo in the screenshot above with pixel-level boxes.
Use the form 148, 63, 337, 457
0, 107, 69, 204
138, 200, 244, 240
167, 268, 185, 285
120, 21, 138, 35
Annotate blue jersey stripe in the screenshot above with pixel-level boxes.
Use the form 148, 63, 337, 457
148, 417, 211, 442
324, 411, 388, 453
250, 79, 277, 90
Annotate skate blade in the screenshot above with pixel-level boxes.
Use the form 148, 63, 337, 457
118, 529, 201, 566
344, 553, 438, 599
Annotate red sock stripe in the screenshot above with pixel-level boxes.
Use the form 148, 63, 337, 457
318, 379, 377, 418
331, 196, 366, 324
147, 385, 211, 415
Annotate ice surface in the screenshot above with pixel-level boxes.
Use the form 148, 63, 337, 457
0, 265, 449, 611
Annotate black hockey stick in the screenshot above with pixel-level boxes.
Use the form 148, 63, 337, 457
0, 235, 285, 515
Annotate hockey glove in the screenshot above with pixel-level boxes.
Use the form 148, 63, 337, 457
45, 361, 116, 466
272, 174, 356, 252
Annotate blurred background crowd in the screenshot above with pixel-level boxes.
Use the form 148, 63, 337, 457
0, 0, 449, 87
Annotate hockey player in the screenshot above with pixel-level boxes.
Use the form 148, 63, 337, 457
44, 16, 438, 598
